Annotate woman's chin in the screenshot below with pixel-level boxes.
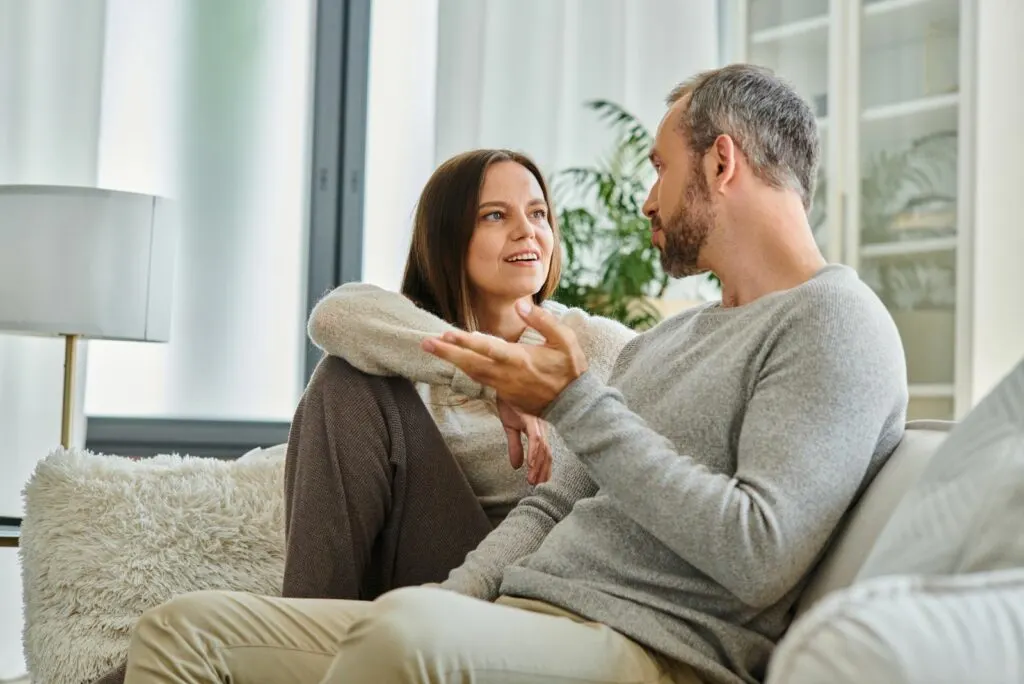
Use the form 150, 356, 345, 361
497, 283, 546, 304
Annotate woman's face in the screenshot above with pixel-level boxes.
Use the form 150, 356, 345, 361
466, 161, 554, 307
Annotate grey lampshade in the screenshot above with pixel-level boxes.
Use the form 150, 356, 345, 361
0, 185, 177, 341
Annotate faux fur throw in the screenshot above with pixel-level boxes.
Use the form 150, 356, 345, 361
20, 445, 286, 684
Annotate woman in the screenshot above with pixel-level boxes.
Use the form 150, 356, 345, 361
283, 148, 634, 600
92, 149, 632, 684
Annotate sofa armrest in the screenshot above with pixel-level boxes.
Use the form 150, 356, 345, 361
768, 569, 1024, 684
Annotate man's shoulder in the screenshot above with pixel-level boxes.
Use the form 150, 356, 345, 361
779, 265, 895, 334
775, 266, 907, 378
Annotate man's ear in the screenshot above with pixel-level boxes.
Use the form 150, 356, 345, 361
710, 134, 737, 192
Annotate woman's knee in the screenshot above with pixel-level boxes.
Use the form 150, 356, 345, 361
306, 355, 375, 397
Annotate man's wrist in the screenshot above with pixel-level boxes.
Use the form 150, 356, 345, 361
542, 370, 602, 428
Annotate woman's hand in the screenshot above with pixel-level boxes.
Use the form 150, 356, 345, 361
497, 398, 552, 485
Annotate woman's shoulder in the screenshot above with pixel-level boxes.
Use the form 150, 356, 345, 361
540, 299, 636, 350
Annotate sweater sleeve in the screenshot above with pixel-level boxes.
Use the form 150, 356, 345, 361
440, 440, 597, 599
542, 295, 908, 608
307, 282, 489, 398
440, 308, 635, 600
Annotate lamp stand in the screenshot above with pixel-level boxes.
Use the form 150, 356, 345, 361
0, 334, 79, 550
60, 333, 79, 449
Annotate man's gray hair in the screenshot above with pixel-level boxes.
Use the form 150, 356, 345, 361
667, 64, 820, 211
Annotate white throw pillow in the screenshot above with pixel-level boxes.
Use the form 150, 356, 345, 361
20, 446, 286, 684
857, 359, 1024, 580
768, 569, 1024, 684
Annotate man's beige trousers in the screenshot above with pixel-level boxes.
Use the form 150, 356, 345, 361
123, 586, 704, 683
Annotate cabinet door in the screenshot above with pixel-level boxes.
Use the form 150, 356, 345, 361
852, 0, 961, 420
740, 0, 839, 259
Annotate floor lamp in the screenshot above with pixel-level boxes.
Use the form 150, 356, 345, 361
0, 185, 177, 548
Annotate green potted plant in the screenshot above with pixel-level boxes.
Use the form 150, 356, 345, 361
552, 100, 669, 330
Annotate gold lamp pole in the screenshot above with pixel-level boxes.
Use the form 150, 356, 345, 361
60, 333, 79, 449
0, 335, 78, 548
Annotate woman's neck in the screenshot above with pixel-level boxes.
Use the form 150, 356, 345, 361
475, 297, 532, 342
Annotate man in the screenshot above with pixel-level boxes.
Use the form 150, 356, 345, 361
123, 64, 907, 684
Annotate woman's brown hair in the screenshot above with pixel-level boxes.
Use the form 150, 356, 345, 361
400, 149, 562, 331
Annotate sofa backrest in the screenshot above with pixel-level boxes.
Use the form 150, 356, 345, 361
795, 420, 955, 616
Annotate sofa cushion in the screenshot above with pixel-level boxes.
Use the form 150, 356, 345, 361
795, 421, 952, 615
768, 569, 1024, 684
20, 445, 287, 684
858, 359, 1024, 580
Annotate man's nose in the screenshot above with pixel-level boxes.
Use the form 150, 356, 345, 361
642, 190, 658, 220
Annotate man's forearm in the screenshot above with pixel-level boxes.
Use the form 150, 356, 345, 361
543, 372, 819, 607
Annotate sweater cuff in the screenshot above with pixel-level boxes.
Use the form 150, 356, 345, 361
543, 371, 605, 433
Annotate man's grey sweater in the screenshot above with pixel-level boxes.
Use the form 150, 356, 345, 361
445, 265, 908, 684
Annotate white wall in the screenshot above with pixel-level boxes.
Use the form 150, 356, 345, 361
966, 0, 1024, 403
361, 0, 440, 290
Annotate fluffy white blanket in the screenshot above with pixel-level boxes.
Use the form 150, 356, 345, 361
20, 445, 286, 684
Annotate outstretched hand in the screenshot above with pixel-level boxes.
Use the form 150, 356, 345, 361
497, 398, 551, 485
421, 300, 589, 416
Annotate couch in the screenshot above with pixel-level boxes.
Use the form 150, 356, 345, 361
20, 361, 1024, 683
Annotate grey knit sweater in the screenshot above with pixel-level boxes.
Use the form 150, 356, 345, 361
443, 264, 908, 684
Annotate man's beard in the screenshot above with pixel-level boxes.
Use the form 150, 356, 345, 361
656, 174, 715, 278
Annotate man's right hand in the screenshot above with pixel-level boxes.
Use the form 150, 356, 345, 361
497, 398, 552, 485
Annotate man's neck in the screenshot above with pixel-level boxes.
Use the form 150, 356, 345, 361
708, 202, 826, 308
717, 253, 825, 308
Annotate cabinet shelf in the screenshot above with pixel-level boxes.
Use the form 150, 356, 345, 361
860, 236, 957, 258
861, 93, 959, 144
909, 383, 955, 399
750, 14, 829, 47
863, 0, 959, 50
862, 92, 959, 122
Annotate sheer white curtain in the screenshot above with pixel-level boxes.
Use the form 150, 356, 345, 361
84, 0, 315, 421
436, 0, 719, 173
362, 0, 440, 291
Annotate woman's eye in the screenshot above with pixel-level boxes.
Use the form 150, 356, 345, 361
532, 209, 548, 219
483, 211, 503, 221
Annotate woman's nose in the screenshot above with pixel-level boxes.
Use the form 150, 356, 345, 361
511, 212, 536, 239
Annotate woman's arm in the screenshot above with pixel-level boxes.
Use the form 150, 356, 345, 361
308, 283, 490, 398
